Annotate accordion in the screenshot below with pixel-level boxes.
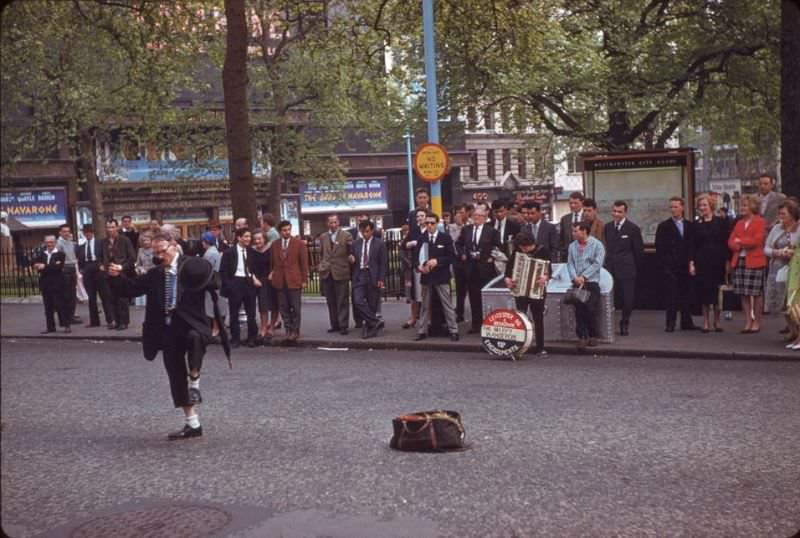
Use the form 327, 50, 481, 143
510, 254, 549, 300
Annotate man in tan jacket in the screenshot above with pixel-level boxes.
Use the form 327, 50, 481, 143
269, 220, 310, 344
318, 214, 352, 335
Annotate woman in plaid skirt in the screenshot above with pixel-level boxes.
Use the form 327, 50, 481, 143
727, 194, 767, 333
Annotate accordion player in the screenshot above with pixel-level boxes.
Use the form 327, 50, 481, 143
503, 231, 550, 355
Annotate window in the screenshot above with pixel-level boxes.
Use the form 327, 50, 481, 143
517, 149, 527, 178
500, 104, 512, 132
469, 150, 478, 179
502, 149, 511, 173
466, 106, 478, 131
567, 153, 584, 174
486, 149, 496, 180
483, 106, 495, 131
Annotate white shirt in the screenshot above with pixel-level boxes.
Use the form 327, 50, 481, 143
87, 238, 96, 262
473, 224, 483, 246
495, 218, 506, 240
234, 245, 248, 277
45, 248, 58, 264
615, 218, 626, 231
572, 210, 584, 224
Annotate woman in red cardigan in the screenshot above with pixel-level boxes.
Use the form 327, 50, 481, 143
728, 194, 768, 333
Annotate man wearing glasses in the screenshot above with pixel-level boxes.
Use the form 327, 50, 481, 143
414, 212, 459, 341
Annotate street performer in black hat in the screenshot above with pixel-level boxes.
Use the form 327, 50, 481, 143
108, 232, 225, 440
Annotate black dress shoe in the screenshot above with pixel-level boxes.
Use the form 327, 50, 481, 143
116, 324, 128, 331
188, 387, 203, 405
450, 333, 459, 342
366, 325, 380, 339
340, 329, 348, 336
619, 324, 629, 336
230, 340, 240, 349
467, 327, 480, 334
167, 424, 203, 440
246, 339, 257, 348
327, 327, 339, 333
414, 333, 427, 341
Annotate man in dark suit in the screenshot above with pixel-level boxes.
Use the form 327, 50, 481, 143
33, 234, 71, 333
269, 220, 310, 345
603, 200, 645, 336
108, 234, 216, 440
349, 220, 387, 339
558, 191, 585, 262
490, 199, 520, 255
414, 212, 459, 341
348, 212, 382, 328
77, 224, 114, 328
219, 228, 258, 347
102, 218, 137, 330
655, 196, 699, 332
120, 215, 140, 250
519, 201, 558, 263
456, 206, 501, 333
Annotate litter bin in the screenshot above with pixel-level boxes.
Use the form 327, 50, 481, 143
481, 263, 615, 344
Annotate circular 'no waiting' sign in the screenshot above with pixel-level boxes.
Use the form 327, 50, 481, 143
413, 143, 450, 183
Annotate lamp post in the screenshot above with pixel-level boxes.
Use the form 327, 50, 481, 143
422, 0, 442, 216
404, 133, 415, 212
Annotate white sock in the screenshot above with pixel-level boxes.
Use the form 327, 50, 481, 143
189, 377, 200, 390
186, 414, 200, 429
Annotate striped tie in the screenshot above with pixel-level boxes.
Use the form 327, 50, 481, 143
165, 270, 177, 314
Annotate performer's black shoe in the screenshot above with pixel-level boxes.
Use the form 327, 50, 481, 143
230, 340, 240, 349
414, 333, 427, 341
167, 425, 202, 440
450, 333, 459, 342
189, 388, 203, 405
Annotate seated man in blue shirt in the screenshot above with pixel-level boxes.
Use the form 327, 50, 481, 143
567, 221, 606, 350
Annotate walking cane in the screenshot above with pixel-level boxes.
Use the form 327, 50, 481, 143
210, 288, 232, 369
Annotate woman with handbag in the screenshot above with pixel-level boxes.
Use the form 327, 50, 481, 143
764, 200, 800, 317
727, 194, 768, 334
692, 195, 730, 332
566, 221, 606, 350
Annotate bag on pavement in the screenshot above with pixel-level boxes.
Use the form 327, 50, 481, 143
390, 410, 465, 452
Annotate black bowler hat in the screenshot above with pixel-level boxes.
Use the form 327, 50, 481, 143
179, 256, 214, 291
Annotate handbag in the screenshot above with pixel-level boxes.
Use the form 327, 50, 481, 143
718, 269, 740, 311
775, 265, 789, 284
563, 284, 590, 305
389, 410, 466, 452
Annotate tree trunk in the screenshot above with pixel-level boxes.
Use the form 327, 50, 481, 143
223, 0, 258, 228
79, 129, 105, 239
781, 0, 800, 198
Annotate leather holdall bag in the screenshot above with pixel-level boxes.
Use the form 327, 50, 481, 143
390, 410, 466, 452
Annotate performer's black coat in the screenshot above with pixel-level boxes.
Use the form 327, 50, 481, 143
111, 256, 216, 360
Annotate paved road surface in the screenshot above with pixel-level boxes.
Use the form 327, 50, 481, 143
2, 339, 798, 537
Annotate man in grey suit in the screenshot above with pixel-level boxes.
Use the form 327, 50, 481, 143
319, 214, 352, 335
520, 201, 558, 263
757, 173, 786, 230
349, 220, 387, 339
558, 191, 585, 261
